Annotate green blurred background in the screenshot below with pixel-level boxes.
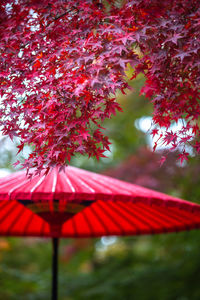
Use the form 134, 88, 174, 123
0, 75, 200, 300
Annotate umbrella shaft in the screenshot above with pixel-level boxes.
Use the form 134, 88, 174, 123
52, 238, 59, 300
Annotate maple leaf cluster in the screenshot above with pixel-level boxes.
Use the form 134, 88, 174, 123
0, 0, 137, 172
0, 0, 200, 172
119, 0, 200, 163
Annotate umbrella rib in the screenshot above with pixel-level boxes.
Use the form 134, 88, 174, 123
131, 202, 189, 232
132, 203, 174, 232
52, 172, 57, 194
93, 175, 151, 195
74, 173, 112, 194
70, 174, 95, 193
138, 203, 189, 230
30, 175, 46, 195
116, 201, 156, 234
152, 206, 190, 231
108, 201, 155, 234
6, 206, 26, 235
96, 201, 125, 235
131, 203, 173, 232
91, 176, 133, 195
0, 174, 25, 189
63, 172, 75, 192
0, 200, 11, 212
153, 204, 197, 229
153, 203, 192, 222
105, 201, 141, 234
89, 204, 110, 235
92, 172, 172, 198
165, 207, 200, 228
129, 201, 184, 232
0, 202, 19, 225
8, 180, 30, 199
81, 210, 94, 237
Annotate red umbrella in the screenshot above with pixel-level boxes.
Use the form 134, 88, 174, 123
0, 166, 200, 299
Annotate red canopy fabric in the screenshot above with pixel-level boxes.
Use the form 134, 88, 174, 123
0, 166, 200, 238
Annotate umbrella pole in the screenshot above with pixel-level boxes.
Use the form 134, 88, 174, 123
52, 237, 59, 300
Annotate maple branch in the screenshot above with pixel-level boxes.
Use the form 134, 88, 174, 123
54, 7, 79, 22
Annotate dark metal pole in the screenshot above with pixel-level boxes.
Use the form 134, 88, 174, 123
52, 237, 59, 300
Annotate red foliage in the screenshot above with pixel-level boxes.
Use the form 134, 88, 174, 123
0, 0, 200, 171
120, 0, 200, 162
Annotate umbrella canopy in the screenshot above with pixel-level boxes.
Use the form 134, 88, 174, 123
0, 165, 200, 238
1, 165, 200, 300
